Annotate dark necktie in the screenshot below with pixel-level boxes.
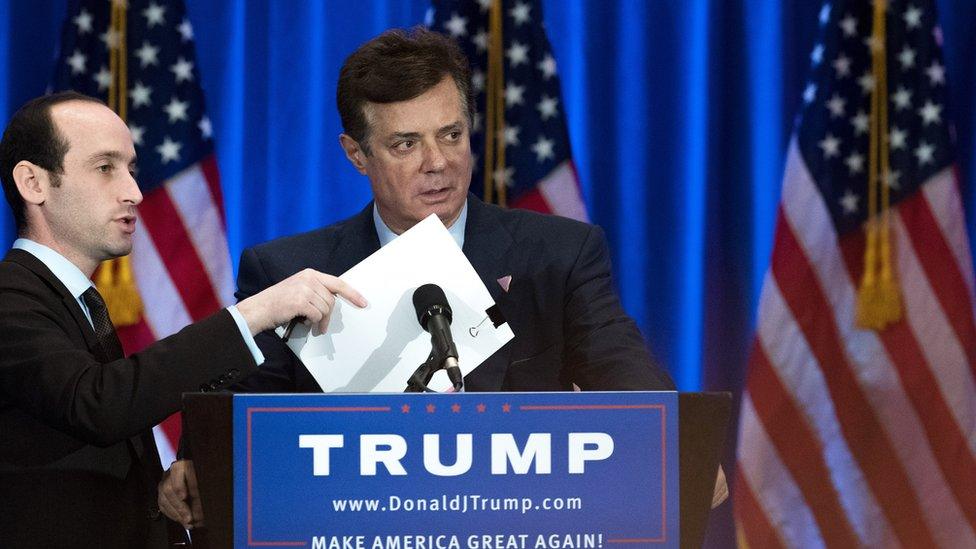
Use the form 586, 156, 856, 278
81, 286, 125, 361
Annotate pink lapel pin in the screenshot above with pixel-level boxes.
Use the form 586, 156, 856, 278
497, 275, 512, 292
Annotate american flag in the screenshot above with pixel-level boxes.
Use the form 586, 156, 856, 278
735, 1, 976, 547
52, 0, 234, 465
429, 0, 588, 220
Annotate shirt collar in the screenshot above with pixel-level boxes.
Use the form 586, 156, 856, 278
12, 238, 94, 299
372, 201, 468, 249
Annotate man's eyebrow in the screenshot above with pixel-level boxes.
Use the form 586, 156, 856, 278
389, 131, 422, 141
438, 122, 463, 133
85, 151, 134, 164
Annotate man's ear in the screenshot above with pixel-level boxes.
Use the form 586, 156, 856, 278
339, 134, 368, 175
13, 161, 48, 206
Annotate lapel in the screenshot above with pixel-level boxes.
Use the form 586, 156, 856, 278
4, 249, 100, 354
326, 202, 382, 275
461, 196, 518, 390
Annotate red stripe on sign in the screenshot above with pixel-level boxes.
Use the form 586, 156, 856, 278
138, 186, 222, 321
900, 189, 976, 379
733, 465, 787, 549
200, 155, 227, 224
745, 340, 861, 547
772, 208, 936, 547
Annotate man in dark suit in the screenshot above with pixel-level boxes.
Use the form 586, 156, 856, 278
0, 92, 364, 547
158, 28, 675, 528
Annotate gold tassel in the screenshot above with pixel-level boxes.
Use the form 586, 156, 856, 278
856, 0, 902, 330
93, 1, 142, 327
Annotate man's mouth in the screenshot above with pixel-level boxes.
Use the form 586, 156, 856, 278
116, 215, 137, 234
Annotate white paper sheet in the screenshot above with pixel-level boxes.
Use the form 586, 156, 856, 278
277, 214, 514, 392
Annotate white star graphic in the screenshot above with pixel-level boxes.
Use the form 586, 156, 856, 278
891, 86, 912, 110
845, 152, 865, 175
164, 97, 189, 123
506, 41, 530, 67
492, 166, 514, 189
73, 9, 93, 34
509, 2, 531, 25
833, 54, 852, 77
531, 136, 555, 162
502, 125, 521, 146
134, 41, 160, 68
67, 50, 87, 75
198, 117, 213, 139
171, 57, 194, 83
444, 13, 468, 38
819, 134, 841, 158
810, 44, 824, 65
857, 72, 875, 95
889, 127, 907, 150
101, 29, 120, 50
839, 14, 858, 37
840, 189, 860, 214
898, 46, 916, 69
472, 29, 488, 52
884, 169, 901, 190
537, 54, 557, 79
926, 62, 945, 86
826, 93, 846, 118
914, 141, 935, 165
476, 0, 492, 12
537, 95, 559, 120
904, 5, 923, 29
143, 2, 166, 27
918, 100, 942, 125
803, 83, 817, 104
178, 19, 194, 41
156, 137, 182, 164
851, 110, 869, 135
128, 124, 145, 146
471, 70, 485, 93
863, 35, 883, 53
130, 82, 153, 108
93, 66, 112, 91
504, 83, 525, 107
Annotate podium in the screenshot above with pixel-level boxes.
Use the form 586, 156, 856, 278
183, 392, 729, 549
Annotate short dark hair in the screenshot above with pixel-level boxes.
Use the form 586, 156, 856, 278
337, 27, 473, 154
0, 91, 104, 234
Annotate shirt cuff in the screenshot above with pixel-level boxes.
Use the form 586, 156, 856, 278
227, 305, 266, 366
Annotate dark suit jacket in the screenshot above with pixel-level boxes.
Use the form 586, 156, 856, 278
0, 249, 258, 548
232, 196, 673, 393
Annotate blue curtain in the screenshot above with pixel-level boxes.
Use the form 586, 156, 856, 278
3, 2, 976, 542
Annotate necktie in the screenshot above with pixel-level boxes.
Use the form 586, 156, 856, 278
81, 286, 125, 361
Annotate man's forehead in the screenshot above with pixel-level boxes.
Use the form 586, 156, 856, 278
364, 80, 465, 136
51, 101, 135, 157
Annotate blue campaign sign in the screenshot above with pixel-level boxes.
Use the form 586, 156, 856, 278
233, 391, 679, 548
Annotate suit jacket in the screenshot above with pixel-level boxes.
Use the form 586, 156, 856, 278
232, 196, 673, 393
0, 249, 258, 548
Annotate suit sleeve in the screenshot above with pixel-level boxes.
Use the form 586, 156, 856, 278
563, 225, 675, 390
0, 291, 257, 447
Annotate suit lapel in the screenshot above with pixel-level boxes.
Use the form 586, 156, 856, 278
328, 202, 382, 275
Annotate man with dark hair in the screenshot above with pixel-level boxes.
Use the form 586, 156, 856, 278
0, 92, 364, 547
158, 27, 675, 528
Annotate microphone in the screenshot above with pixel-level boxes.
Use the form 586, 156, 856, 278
412, 283, 462, 391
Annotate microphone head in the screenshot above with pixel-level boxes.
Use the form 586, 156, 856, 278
412, 283, 453, 330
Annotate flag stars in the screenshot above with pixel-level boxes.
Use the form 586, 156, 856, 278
444, 13, 468, 38
537, 54, 557, 79
851, 110, 869, 135
504, 82, 525, 106
926, 62, 945, 86
476, 0, 492, 12
134, 41, 160, 68
833, 54, 852, 78
803, 83, 817, 104
198, 117, 213, 139
493, 166, 514, 189
811, 44, 824, 65
472, 112, 483, 133
171, 57, 194, 83
826, 94, 846, 118
67, 50, 87, 75
156, 137, 182, 163
531, 136, 555, 162
506, 41, 530, 67
472, 29, 488, 52
845, 152, 865, 175
509, 2, 531, 25
502, 125, 521, 146
73, 9, 93, 34
840, 189, 860, 214
536, 95, 558, 120
100, 29, 120, 50
143, 2, 166, 27
918, 101, 942, 125
904, 5, 923, 29
93, 66, 112, 91
819, 4, 831, 24
839, 14, 857, 37
819, 133, 841, 158
915, 141, 935, 165
178, 19, 194, 41
884, 169, 901, 190
130, 82, 152, 108
863, 35, 883, 54
891, 86, 912, 110
897, 46, 916, 69
128, 124, 145, 146
472, 69, 485, 92
857, 72, 875, 94
164, 97, 189, 123
889, 127, 907, 150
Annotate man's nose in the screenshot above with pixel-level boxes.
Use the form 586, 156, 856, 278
422, 141, 448, 172
121, 172, 143, 205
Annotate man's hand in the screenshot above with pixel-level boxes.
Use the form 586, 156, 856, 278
158, 459, 204, 529
236, 268, 367, 335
